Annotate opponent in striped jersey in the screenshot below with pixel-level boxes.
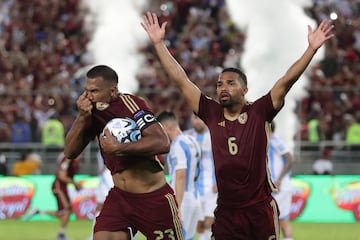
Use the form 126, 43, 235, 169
268, 122, 295, 240
158, 111, 202, 240
143, 11, 334, 240
64, 65, 183, 240
184, 114, 217, 240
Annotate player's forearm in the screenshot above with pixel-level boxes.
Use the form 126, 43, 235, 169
283, 45, 317, 87
283, 20, 333, 85
175, 178, 185, 208
58, 170, 75, 184
115, 123, 170, 156
272, 45, 317, 108
154, 42, 201, 113
154, 42, 189, 88
118, 135, 170, 156
278, 154, 295, 182
60, 176, 75, 185
64, 115, 89, 159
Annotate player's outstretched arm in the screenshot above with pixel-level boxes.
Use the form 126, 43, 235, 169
141, 11, 202, 114
271, 19, 334, 110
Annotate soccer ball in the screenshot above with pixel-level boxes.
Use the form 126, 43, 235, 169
102, 118, 141, 143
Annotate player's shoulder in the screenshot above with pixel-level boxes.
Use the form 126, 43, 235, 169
183, 128, 196, 136
176, 133, 189, 142
182, 133, 200, 150
118, 93, 152, 111
184, 131, 197, 139
200, 93, 220, 106
271, 134, 289, 153
173, 133, 191, 146
245, 100, 254, 106
271, 134, 285, 144
119, 92, 146, 102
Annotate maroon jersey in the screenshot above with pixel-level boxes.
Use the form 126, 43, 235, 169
52, 153, 81, 210
84, 93, 163, 174
198, 92, 279, 208
53, 152, 81, 188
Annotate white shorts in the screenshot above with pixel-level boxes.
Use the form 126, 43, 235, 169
181, 192, 202, 239
273, 189, 292, 220
199, 190, 217, 219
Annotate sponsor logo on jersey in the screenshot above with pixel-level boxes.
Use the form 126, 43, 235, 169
238, 112, 248, 124
96, 102, 109, 111
218, 121, 225, 127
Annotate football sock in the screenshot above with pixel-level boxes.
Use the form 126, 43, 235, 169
58, 227, 65, 234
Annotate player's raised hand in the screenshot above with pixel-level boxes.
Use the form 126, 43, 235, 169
141, 11, 167, 45
76, 92, 92, 117
308, 19, 334, 51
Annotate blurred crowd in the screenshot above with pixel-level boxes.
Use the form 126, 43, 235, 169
299, 0, 360, 149
0, 0, 359, 151
0, 0, 91, 143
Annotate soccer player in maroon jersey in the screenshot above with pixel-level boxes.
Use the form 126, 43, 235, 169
25, 152, 82, 240
64, 65, 183, 240
142, 12, 334, 240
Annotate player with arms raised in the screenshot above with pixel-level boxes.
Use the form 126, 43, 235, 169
142, 12, 334, 240
64, 65, 183, 240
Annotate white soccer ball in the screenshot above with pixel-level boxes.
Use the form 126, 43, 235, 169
102, 118, 141, 143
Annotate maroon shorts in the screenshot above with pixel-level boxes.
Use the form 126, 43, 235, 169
52, 180, 71, 211
94, 183, 183, 240
212, 196, 280, 240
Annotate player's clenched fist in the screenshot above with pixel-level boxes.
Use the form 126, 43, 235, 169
76, 92, 93, 117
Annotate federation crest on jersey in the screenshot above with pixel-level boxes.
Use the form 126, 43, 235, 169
96, 102, 109, 111
238, 112, 248, 124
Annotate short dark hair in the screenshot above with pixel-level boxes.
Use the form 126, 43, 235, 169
86, 65, 118, 84
157, 111, 177, 123
221, 67, 247, 86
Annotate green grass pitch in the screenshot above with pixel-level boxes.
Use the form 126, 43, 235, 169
0, 220, 359, 240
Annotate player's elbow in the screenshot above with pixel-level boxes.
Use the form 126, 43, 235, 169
157, 134, 170, 154
150, 124, 170, 154
63, 147, 79, 160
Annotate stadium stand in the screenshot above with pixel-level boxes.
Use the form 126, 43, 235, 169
0, 0, 359, 175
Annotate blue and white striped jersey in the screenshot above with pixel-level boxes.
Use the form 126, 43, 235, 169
185, 128, 216, 197
167, 133, 201, 194
268, 134, 292, 191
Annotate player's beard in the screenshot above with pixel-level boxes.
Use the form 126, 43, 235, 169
219, 98, 233, 108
